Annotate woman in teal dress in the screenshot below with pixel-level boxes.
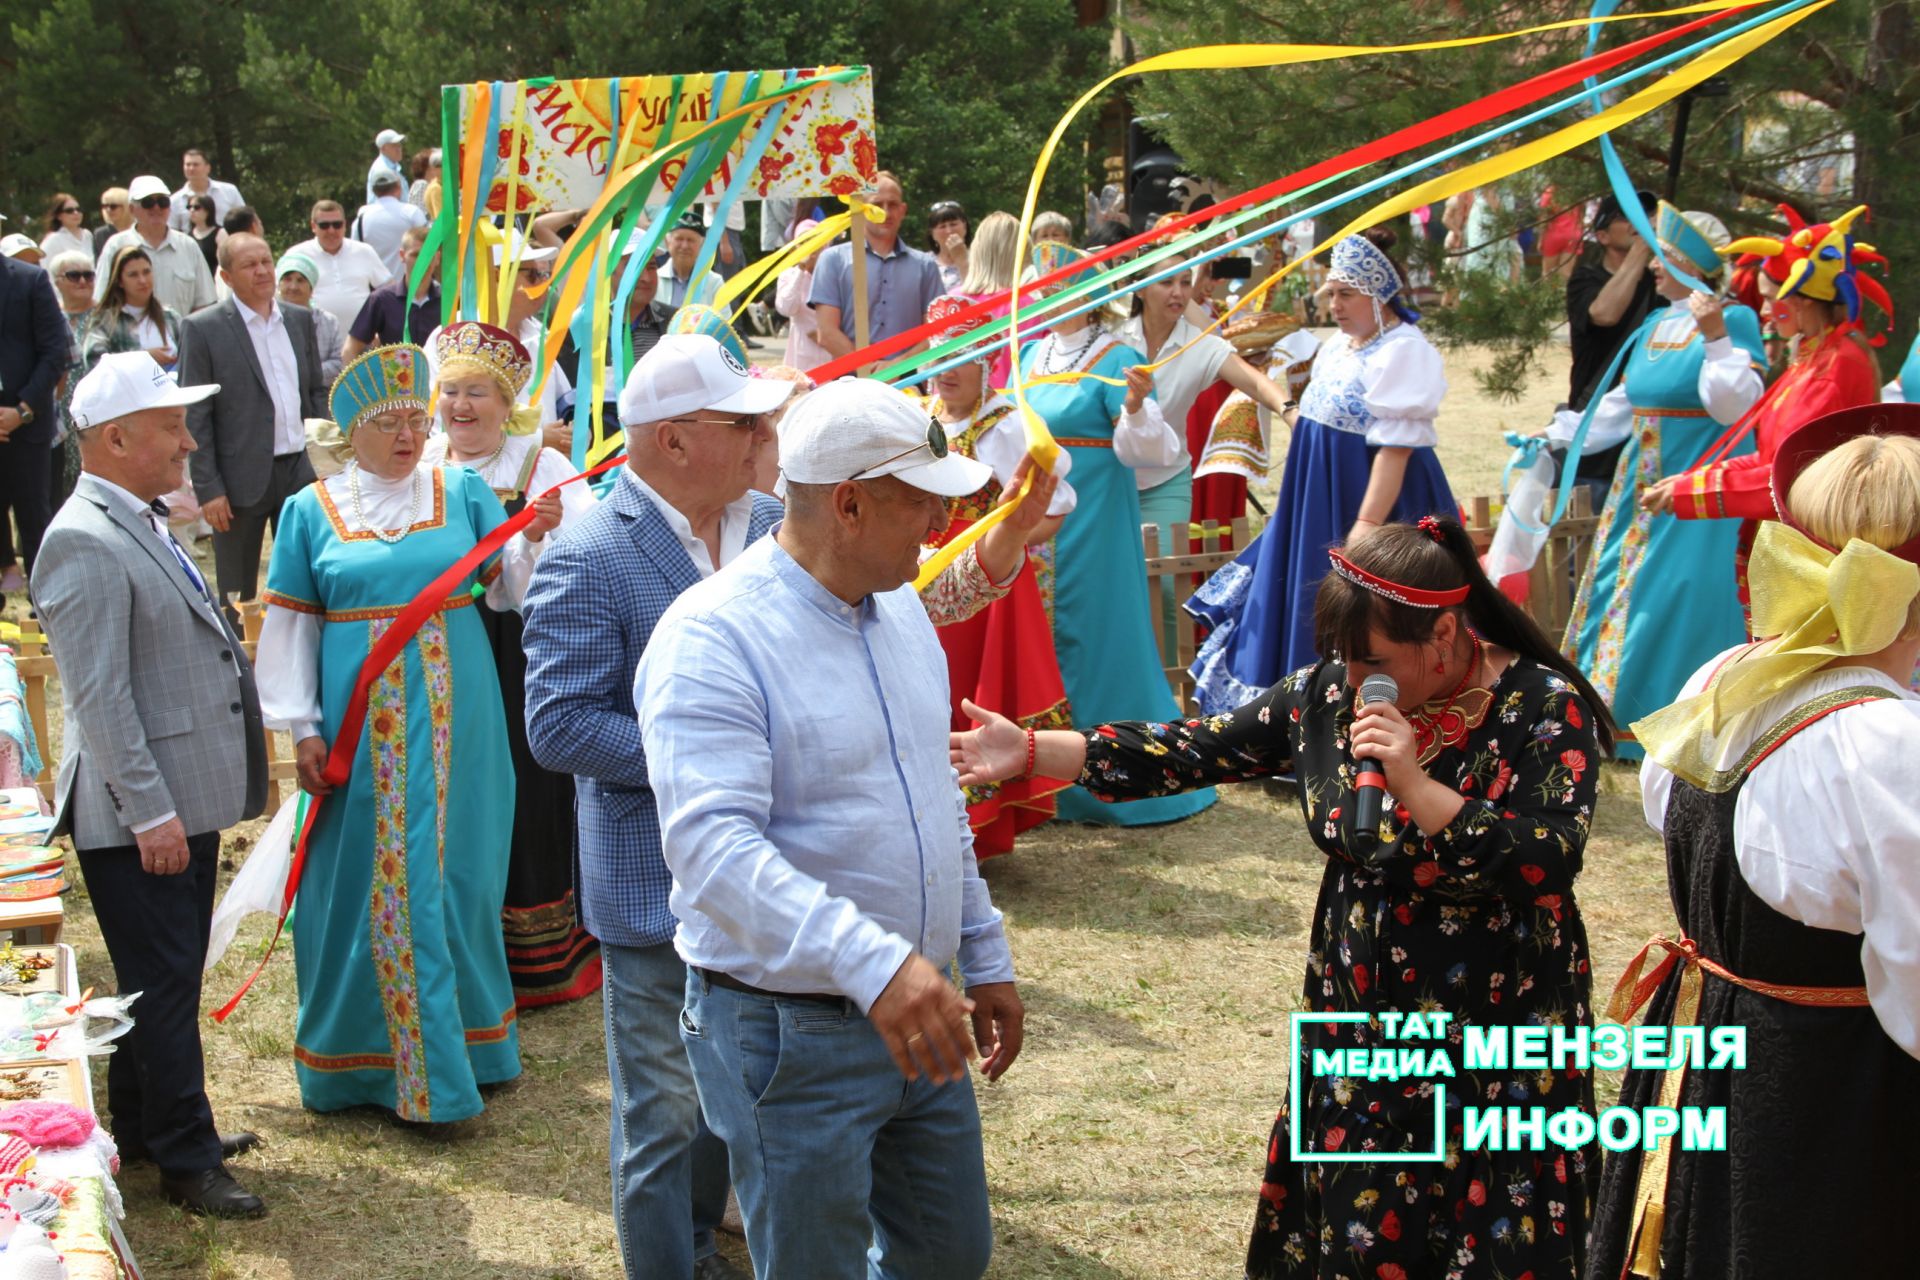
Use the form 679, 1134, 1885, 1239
1885, 332, 1920, 403
256, 345, 563, 1122
1562, 206, 1767, 751
1016, 243, 1214, 826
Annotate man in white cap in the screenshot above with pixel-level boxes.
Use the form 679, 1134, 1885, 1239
367, 127, 407, 206
522, 333, 787, 1280
93, 175, 217, 315
31, 352, 268, 1218
633, 376, 1041, 1279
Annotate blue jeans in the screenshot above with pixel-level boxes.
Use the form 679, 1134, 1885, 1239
603, 942, 730, 1278
681, 973, 993, 1279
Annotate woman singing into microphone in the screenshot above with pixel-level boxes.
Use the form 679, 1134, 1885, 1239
954, 517, 1616, 1280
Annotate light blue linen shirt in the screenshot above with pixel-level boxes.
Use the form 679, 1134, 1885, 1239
635, 532, 1015, 1012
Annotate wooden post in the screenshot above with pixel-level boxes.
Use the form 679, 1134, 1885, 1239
849, 200, 872, 355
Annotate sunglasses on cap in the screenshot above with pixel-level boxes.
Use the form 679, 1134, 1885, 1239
315, 219, 346, 231
136, 195, 171, 210
928, 202, 964, 224
59, 269, 96, 283
848, 415, 949, 482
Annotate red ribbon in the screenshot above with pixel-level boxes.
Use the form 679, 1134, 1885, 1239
211, 453, 631, 1022
804, 5, 1745, 384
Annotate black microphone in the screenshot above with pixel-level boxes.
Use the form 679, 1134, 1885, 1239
1352, 673, 1398, 846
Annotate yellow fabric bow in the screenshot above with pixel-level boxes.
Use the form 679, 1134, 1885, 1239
1633, 521, 1919, 787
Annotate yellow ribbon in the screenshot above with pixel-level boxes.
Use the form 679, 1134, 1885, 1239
912, 0, 1818, 593
714, 207, 870, 324
1633, 520, 1919, 787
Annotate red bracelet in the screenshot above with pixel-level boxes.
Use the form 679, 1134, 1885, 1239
1022, 728, 1037, 780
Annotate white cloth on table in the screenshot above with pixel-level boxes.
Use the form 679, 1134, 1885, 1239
1548, 316, 1766, 454
1298, 322, 1446, 448
1641, 653, 1920, 1060
255, 463, 543, 743
1117, 314, 1234, 489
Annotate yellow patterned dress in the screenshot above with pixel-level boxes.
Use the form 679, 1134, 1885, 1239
263, 466, 520, 1121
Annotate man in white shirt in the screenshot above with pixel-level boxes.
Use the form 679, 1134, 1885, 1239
367, 128, 407, 207
287, 200, 392, 335
176, 235, 325, 611
658, 213, 724, 309
95, 175, 218, 315
351, 172, 429, 276
168, 149, 246, 232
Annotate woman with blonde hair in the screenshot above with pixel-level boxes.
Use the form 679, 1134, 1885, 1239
1590, 405, 1920, 1280
420, 322, 599, 1007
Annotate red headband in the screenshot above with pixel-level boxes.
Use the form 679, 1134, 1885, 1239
1327, 549, 1471, 608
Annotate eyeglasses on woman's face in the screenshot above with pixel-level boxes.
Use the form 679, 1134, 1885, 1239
58, 205, 81, 215
59, 270, 95, 284
101, 200, 126, 211
361, 409, 429, 436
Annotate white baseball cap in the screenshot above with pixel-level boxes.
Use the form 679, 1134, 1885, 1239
779, 378, 991, 498
127, 175, 169, 202
617, 334, 789, 426
490, 228, 557, 266
70, 352, 219, 431
376, 128, 406, 146
0, 234, 40, 261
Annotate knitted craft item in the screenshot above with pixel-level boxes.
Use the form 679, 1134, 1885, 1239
0, 1141, 27, 1180
330, 344, 426, 436
0, 1217, 64, 1280
0, 1105, 92, 1153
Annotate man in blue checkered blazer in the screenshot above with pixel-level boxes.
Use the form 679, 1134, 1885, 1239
523, 335, 789, 1280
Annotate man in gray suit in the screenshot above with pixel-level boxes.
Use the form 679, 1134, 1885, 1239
179, 232, 324, 611
31, 352, 269, 1219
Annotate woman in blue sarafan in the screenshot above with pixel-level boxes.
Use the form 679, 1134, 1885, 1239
1190, 228, 1456, 714
1884, 331, 1920, 404
1562, 205, 1768, 752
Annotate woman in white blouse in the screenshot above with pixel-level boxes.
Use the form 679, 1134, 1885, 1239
1189, 227, 1456, 713
419, 322, 601, 1008
255, 342, 560, 1123
37, 192, 92, 264
1593, 408, 1920, 1280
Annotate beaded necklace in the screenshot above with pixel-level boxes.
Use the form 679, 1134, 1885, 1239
346, 462, 423, 545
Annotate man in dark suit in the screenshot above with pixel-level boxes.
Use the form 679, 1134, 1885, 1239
0, 241, 74, 578
178, 233, 325, 609
32, 351, 269, 1217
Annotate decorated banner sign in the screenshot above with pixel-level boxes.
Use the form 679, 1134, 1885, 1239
452, 68, 878, 215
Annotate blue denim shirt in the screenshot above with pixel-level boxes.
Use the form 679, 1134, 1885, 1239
635, 533, 1015, 1011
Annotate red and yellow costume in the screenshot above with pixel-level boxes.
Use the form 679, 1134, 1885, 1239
1671, 206, 1890, 603
924, 297, 1074, 856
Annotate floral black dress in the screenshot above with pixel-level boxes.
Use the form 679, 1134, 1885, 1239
1080, 655, 1602, 1280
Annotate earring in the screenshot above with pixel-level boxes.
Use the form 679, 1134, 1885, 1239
1434, 659, 1446, 675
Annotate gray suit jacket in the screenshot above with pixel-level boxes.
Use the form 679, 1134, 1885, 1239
30, 473, 268, 849
179, 296, 326, 511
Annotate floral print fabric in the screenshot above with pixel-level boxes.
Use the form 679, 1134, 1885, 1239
1080, 655, 1601, 1279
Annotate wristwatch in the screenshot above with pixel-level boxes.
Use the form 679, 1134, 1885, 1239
16, 405, 33, 425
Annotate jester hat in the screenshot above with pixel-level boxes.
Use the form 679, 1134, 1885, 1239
1723, 204, 1892, 331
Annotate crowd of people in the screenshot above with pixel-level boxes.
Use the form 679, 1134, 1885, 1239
2, 130, 1918, 1280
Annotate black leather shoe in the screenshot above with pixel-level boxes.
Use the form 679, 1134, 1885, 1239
160, 1166, 267, 1218
221, 1130, 263, 1160
693, 1254, 752, 1280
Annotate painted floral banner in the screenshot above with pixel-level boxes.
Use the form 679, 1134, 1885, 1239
452, 67, 878, 215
